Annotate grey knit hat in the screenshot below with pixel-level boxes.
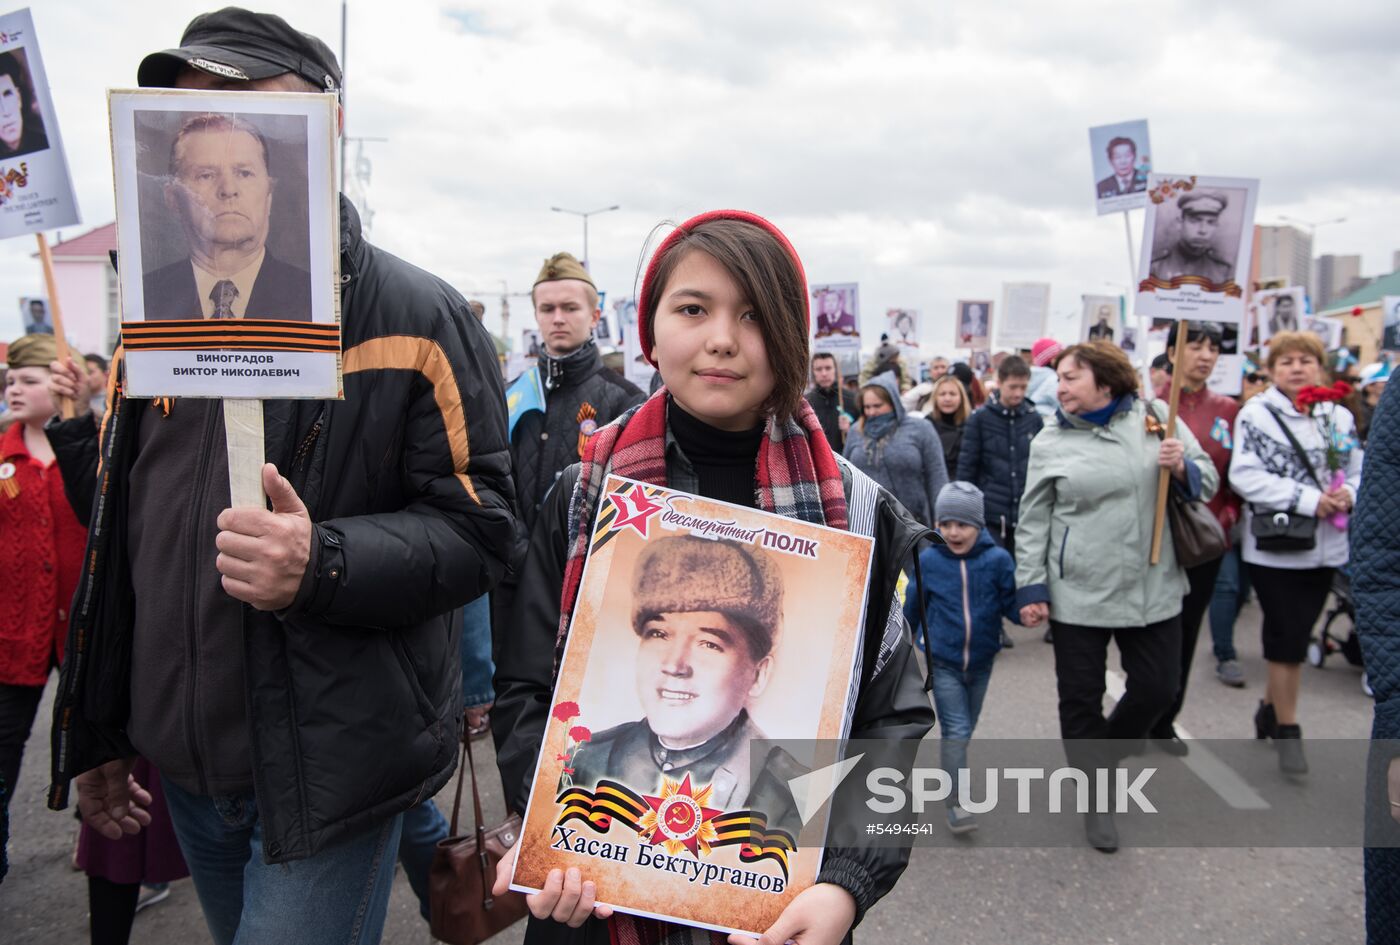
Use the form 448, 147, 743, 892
935, 481, 985, 530
631, 537, 783, 659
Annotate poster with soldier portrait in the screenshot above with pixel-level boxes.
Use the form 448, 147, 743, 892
1249, 286, 1306, 347
0, 9, 80, 238
109, 88, 340, 399
886, 308, 919, 349
811, 282, 860, 378
955, 299, 992, 349
512, 476, 874, 935
1089, 118, 1151, 216
1136, 174, 1259, 325
1079, 295, 1123, 344
1384, 297, 1400, 352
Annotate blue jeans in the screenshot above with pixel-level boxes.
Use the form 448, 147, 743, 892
162, 779, 402, 945
461, 594, 495, 708
1208, 543, 1249, 663
398, 595, 494, 919
399, 798, 450, 919
930, 661, 993, 803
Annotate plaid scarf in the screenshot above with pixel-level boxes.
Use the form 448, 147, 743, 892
551, 388, 847, 945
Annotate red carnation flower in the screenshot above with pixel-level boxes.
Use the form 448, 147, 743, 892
551, 701, 580, 723
1352, 306, 1364, 317
569, 725, 592, 743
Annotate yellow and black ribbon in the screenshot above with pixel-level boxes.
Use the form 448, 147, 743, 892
555, 780, 649, 834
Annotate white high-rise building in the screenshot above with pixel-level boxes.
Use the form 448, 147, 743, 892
1256, 225, 1313, 296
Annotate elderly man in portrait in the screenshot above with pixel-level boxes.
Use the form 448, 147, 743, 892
1149, 192, 1235, 286
571, 536, 803, 835
144, 113, 312, 321
1087, 304, 1115, 341
960, 302, 988, 342
1096, 136, 1145, 198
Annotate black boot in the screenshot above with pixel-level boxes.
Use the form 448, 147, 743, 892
1254, 700, 1277, 740
1084, 811, 1118, 853
1275, 724, 1308, 775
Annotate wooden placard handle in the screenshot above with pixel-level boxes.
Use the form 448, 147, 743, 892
1149, 319, 1190, 565
35, 233, 74, 419
223, 398, 266, 509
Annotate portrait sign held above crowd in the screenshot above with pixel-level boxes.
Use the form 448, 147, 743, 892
108, 88, 340, 400
0, 8, 80, 237
108, 87, 340, 507
1089, 118, 1152, 216
510, 476, 875, 936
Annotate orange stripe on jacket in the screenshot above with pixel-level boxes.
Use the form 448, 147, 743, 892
342, 335, 479, 503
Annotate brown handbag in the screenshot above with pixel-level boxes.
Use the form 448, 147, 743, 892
428, 727, 530, 944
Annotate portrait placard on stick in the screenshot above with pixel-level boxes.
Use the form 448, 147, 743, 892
1080, 294, 1123, 344
0, 9, 80, 238
955, 299, 991, 349
1136, 174, 1259, 326
109, 88, 340, 399
512, 476, 873, 936
1383, 297, 1400, 352
811, 282, 860, 379
886, 308, 919, 349
1089, 119, 1151, 216
998, 282, 1050, 349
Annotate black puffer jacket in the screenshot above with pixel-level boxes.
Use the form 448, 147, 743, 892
493, 458, 935, 942
511, 342, 644, 534
955, 393, 1043, 534
47, 199, 516, 864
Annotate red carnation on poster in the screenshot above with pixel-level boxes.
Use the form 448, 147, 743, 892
551, 701, 580, 723
569, 725, 592, 743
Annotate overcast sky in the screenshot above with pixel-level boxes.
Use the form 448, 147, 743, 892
10, 0, 1400, 353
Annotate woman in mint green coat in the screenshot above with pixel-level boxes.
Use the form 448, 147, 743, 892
1014, 342, 1217, 853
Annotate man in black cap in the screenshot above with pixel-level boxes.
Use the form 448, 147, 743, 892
1150, 192, 1235, 285
46, 10, 515, 944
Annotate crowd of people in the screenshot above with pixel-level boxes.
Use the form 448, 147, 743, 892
0, 8, 1396, 945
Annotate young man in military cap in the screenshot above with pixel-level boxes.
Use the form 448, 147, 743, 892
512, 251, 644, 533
571, 536, 802, 836
1150, 192, 1235, 285
45, 10, 515, 944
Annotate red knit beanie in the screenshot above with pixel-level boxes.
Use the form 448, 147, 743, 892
636, 209, 809, 366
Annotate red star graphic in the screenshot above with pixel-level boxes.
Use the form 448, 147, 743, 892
609, 483, 662, 538
642, 774, 723, 857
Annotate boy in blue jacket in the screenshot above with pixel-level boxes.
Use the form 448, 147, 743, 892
904, 481, 1021, 834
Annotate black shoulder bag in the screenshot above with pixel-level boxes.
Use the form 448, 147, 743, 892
1249, 405, 1321, 553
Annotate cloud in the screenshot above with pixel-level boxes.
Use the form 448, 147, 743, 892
6, 0, 1397, 357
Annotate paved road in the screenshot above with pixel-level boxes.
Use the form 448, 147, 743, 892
1, 596, 1371, 943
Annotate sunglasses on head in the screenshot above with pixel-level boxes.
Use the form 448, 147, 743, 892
1246, 372, 1268, 383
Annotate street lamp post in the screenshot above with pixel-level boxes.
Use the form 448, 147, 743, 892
550, 204, 621, 269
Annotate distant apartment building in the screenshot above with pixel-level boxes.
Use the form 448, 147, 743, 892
1255, 225, 1313, 295
1314, 253, 1362, 310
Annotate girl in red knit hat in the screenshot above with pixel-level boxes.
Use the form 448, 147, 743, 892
492, 211, 937, 945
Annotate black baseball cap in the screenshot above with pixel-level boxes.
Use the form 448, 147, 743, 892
138, 8, 341, 93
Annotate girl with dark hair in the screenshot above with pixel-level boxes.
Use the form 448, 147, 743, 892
490, 211, 935, 945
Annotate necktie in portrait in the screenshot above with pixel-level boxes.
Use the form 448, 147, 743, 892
210, 279, 239, 318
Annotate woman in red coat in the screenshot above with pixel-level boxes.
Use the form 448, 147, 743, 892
1, 332, 87, 813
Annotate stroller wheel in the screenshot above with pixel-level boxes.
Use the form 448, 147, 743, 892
1362, 671, 1374, 699
1307, 639, 1326, 668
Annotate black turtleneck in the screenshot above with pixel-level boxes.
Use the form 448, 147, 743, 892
668, 400, 763, 509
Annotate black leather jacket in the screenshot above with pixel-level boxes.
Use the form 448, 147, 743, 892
492, 458, 935, 940
47, 199, 516, 864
